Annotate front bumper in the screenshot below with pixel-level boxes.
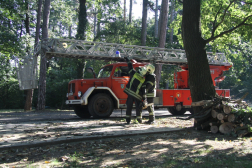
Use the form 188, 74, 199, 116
65, 99, 84, 105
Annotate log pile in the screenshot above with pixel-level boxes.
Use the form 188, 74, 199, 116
179, 93, 252, 137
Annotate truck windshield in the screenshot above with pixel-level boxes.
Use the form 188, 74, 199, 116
97, 65, 113, 78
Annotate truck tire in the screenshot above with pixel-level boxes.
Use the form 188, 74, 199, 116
167, 107, 186, 115
74, 105, 91, 118
88, 93, 114, 118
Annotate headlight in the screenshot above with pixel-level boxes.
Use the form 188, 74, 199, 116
78, 91, 82, 97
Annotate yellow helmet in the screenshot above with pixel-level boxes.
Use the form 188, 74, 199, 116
146, 64, 155, 74
138, 66, 147, 76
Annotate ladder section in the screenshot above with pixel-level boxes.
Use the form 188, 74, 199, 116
39, 38, 230, 65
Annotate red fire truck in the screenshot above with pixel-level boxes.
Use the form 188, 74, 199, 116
65, 59, 231, 118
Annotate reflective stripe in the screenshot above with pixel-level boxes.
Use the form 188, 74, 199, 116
133, 73, 145, 83
124, 88, 142, 100
137, 116, 142, 119
146, 92, 156, 97
149, 112, 154, 115
146, 81, 154, 86
129, 69, 133, 74
126, 115, 131, 118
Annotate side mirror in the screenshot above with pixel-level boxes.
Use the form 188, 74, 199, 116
87, 67, 96, 78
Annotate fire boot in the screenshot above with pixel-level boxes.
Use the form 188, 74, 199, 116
126, 118, 131, 124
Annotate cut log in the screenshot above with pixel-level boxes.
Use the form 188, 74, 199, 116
223, 105, 231, 114
221, 120, 225, 124
237, 130, 249, 138
211, 109, 218, 118
217, 113, 227, 121
219, 122, 234, 134
210, 125, 219, 133
209, 122, 218, 126
191, 100, 212, 107
227, 114, 235, 122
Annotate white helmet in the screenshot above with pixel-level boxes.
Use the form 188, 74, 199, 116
146, 64, 155, 74
138, 66, 147, 76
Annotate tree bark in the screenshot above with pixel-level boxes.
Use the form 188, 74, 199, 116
37, 0, 51, 110
169, 0, 175, 44
76, 0, 87, 40
141, 0, 148, 46
154, 0, 158, 38
182, 0, 216, 127
129, 0, 133, 23
155, 0, 169, 89
24, 0, 33, 111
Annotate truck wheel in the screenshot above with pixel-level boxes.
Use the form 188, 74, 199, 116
167, 107, 186, 115
88, 93, 114, 118
74, 105, 91, 118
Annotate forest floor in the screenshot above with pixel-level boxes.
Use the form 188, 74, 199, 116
0, 110, 252, 168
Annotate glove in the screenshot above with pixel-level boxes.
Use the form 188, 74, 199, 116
143, 100, 148, 108
124, 57, 129, 62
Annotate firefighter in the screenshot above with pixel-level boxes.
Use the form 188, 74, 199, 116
124, 57, 147, 124
142, 64, 156, 124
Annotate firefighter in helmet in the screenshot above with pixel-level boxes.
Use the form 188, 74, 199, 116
142, 64, 156, 124
124, 57, 147, 124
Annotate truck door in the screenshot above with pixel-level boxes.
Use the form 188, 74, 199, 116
111, 66, 129, 104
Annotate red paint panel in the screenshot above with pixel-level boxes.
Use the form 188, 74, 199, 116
162, 90, 174, 106
182, 90, 192, 106
216, 89, 230, 98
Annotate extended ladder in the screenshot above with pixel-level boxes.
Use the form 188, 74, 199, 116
18, 38, 231, 90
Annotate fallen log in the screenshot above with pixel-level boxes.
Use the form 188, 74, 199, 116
191, 100, 212, 107
227, 113, 235, 122
217, 113, 227, 121
211, 109, 218, 119
210, 125, 219, 133
223, 105, 232, 114
219, 122, 234, 134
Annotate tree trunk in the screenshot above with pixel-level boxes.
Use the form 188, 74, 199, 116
141, 0, 148, 46
124, 0, 126, 22
169, 0, 175, 44
182, 0, 215, 128
129, 0, 133, 23
154, 0, 158, 38
37, 0, 51, 110
155, 0, 169, 89
76, 0, 87, 40
24, 0, 33, 111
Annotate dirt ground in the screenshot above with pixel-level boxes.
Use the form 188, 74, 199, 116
0, 116, 252, 168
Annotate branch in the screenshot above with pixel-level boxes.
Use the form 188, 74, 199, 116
212, 5, 223, 38
205, 15, 252, 43
211, 0, 235, 38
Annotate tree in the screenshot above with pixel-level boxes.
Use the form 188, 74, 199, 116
181, 0, 252, 128
154, 0, 159, 38
141, 0, 148, 46
129, 0, 133, 23
155, 0, 169, 89
37, 0, 51, 110
24, 0, 32, 111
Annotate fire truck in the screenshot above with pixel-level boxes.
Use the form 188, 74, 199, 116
17, 39, 232, 118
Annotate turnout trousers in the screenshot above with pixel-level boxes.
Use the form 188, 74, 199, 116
147, 97, 155, 122
125, 95, 142, 124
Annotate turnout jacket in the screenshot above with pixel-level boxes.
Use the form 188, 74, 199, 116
142, 73, 156, 98
124, 60, 145, 101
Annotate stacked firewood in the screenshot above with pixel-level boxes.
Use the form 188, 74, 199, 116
179, 93, 252, 137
